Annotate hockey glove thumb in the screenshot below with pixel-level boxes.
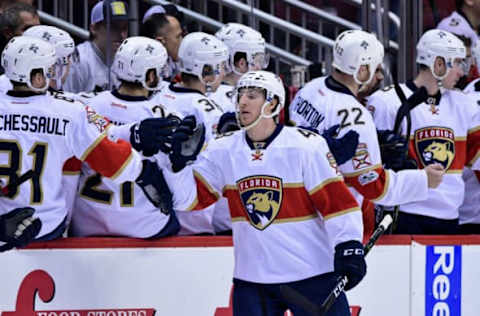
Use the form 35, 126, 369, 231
217, 112, 240, 134
322, 125, 359, 165
334, 240, 367, 291
0, 207, 42, 251
130, 116, 180, 157
135, 160, 173, 215
169, 116, 206, 172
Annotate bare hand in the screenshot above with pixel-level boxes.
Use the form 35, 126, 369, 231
425, 163, 445, 188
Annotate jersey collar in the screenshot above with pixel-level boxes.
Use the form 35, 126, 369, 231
405, 80, 441, 105
169, 82, 205, 96
325, 75, 356, 97
112, 89, 149, 102
7, 90, 44, 98
245, 124, 283, 150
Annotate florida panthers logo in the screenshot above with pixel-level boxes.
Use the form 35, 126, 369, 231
237, 176, 283, 230
415, 127, 455, 169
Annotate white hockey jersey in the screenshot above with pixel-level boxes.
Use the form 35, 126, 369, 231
151, 83, 231, 234
0, 74, 12, 94
289, 76, 429, 208
0, 91, 143, 239
63, 41, 119, 93
368, 81, 480, 220
460, 78, 480, 224
208, 83, 235, 113
152, 83, 224, 141
71, 90, 179, 238
165, 125, 362, 283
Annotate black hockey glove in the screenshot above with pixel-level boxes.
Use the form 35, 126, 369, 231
377, 130, 417, 171
135, 160, 173, 215
0, 207, 42, 251
217, 112, 239, 134
169, 116, 206, 172
322, 124, 359, 165
334, 240, 367, 291
130, 116, 180, 157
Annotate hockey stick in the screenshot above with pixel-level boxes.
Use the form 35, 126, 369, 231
0, 170, 34, 197
279, 214, 394, 316
392, 85, 428, 136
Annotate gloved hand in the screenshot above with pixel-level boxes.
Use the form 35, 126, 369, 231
130, 116, 180, 156
0, 207, 42, 251
169, 116, 206, 172
377, 130, 417, 171
322, 124, 359, 165
135, 160, 173, 214
334, 240, 367, 291
217, 112, 239, 134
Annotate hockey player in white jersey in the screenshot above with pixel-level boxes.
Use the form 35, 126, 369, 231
459, 77, 480, 234
211, 23, 269, 114
153, 32, 228, 140
152, 32, 230, 235
150, 70, 365, 315
71, 36, 182, 238
0, 36, 171, 249
368, 29, 480, 234
289, 30, 445, 226
0, 25, 75, 94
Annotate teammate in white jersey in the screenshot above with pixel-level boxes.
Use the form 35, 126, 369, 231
152, 32, 227, 140
442, 63, 480, 234
210, 23, 269, 114
368, 29, 480, 234
153, 70, 365, 315
0, 36, 170, 249
152, 32, 230, 235
289, 30, 445, 233
70, 36, 182, 238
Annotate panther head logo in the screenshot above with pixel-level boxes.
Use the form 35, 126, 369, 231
237, 176, 283, 230
422, 141, 454, 166
415, 127, 455, 169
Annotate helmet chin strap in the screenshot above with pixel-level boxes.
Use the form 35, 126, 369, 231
353, 64, 376, 86
237, 100, 272, 131
430, 64, 450, 81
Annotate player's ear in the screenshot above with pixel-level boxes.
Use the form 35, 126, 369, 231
156, 36, 166, 45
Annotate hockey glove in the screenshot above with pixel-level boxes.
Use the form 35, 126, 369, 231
0, 207, 42, 251
322, 124, 359, 165
217, 112, 239, 134
334, 240, 367, 291
130, 116, 180, 157
169, 116, 206, 172
135, 160, 173, 215
377, 130, 417, 171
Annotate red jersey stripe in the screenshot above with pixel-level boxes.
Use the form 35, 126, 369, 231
225, 186, 317, 220
188, 172, 220, 211
344, 166, 390, 201
467, 128, 480, 166
83, 136, 133, 178
409, 139, 467, 170
62, 157, 82, 174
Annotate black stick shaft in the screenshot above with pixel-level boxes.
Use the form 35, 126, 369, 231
318, 214, 393, 315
